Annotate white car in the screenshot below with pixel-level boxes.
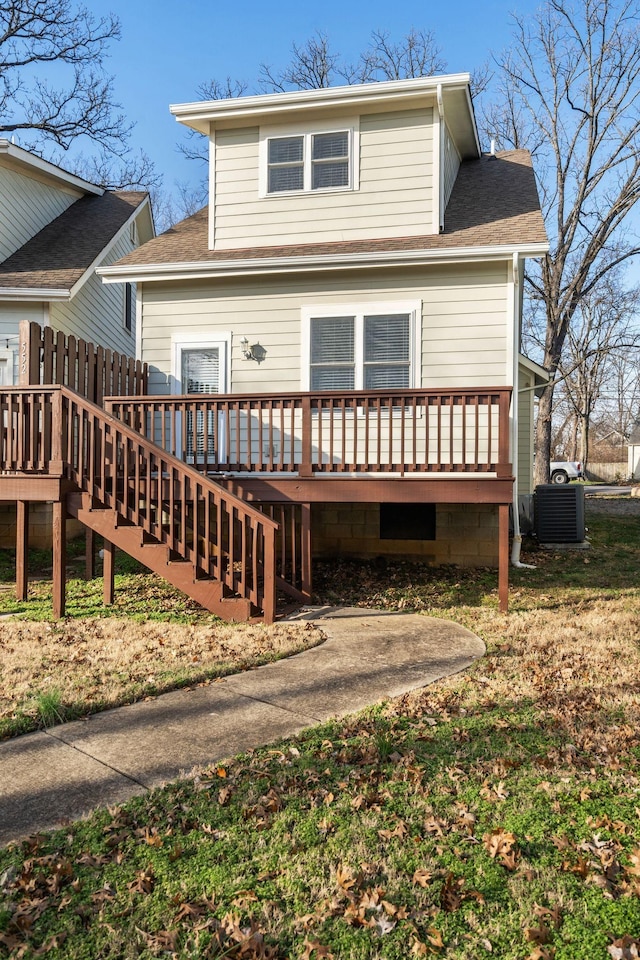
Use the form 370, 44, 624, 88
550, 460, 583, 484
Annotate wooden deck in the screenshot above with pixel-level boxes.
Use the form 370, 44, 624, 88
0, 323, 513, 621
0, 374, 513, 618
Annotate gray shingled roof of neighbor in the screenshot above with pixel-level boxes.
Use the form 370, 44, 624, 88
0, 191, 148, 291
112, 150, 547, 272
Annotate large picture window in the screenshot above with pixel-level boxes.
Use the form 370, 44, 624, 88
262, 123, 356, 196
303, 303, 421, 391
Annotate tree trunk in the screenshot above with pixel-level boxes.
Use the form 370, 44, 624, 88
534, 382, 554, 487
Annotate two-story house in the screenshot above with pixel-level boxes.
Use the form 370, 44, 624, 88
0, 74, 547, 620
98, 74, 548, 615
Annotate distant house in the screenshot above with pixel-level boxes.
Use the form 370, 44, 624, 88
0, 139, 154, 384
628, 422, 640, 481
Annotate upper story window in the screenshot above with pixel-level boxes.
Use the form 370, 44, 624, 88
260, 121, 358, 197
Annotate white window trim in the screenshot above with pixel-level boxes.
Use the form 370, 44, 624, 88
259, 117, 360, 198
300, 300, 422, 391
170, 332, 231, 396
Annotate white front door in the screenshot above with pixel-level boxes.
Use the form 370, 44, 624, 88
172, 336, 230, 462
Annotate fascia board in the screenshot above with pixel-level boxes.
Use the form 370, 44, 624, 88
0, 139, 103, 195
69, 197, 152, 300
171, 74, 472, 133
0, 288, 70, 301
519, 353, 550, 382
98, 241, 550, 284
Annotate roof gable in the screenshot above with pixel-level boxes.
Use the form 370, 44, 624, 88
0, 191, 149, 297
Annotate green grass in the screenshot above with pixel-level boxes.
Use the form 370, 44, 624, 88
33, 688, 64, 728
0, 537, 223, 623
1, 503, 639, 958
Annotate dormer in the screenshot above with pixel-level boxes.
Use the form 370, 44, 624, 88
171, 74, 480, 251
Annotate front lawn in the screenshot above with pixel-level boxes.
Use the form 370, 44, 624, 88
0, 500, 639, 958
0, 544, 323, 739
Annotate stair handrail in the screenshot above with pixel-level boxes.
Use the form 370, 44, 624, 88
57, 385, 278, 620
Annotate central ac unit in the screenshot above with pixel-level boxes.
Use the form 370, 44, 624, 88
534, 484, 585, 543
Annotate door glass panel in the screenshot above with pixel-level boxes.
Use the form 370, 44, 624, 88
181, 349, 220, 458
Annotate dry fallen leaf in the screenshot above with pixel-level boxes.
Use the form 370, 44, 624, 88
413, 868, 433, 888
483, 828, 520, 870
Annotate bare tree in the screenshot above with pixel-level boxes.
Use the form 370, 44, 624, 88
488, 0, 640, 485
259, 32, 340, 92
345, 28, 446, 84
0, 0, 157, 188
552, 275, 640, 471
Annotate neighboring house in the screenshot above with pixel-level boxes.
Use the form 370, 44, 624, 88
628, 422, 640, 481
0, 140, 154, 546
0, 74, 549, 620
0, 139, 154, 384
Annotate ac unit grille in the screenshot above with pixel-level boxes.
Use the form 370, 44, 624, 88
534, 485, 585, 543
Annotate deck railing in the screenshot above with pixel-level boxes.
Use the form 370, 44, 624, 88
0, 386, 279, 619
107, 387, 512, 477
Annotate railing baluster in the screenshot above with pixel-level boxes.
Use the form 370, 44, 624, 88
103, 387, 507, 477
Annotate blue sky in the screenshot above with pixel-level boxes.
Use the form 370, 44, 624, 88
100, 0, 541, 198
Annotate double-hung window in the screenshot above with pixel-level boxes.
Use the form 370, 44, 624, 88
262, 124, 356, 196
303, 303, 421, 391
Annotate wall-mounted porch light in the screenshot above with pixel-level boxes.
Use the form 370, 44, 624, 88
240, 337, 266, 363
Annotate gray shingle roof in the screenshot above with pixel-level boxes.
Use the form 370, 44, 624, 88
112, 150, 546, 272
0, 191, 148, 291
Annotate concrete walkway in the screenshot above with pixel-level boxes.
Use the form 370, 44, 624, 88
0, 607, 484, 846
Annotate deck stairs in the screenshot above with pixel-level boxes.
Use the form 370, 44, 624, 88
67, 493, 254, 621
2, 385, 280, 621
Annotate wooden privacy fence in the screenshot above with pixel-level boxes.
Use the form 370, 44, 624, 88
107, 387, 513, 477
19, 320, 147, 403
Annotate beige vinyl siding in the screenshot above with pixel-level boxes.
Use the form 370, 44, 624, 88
518, 364, 535, 495
49, 230, 137, 356
442, 123, 460, 209
0, 167, 80, 263
213, 108, 434, 249
140, 261, 509, 396
422, 262, 509, 386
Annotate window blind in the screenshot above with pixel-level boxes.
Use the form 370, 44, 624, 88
363, 314, 411, 389
310, 316, 355, 390
181, 349, 220, 394
268, 136, 304, 192
312, 131, 349, 189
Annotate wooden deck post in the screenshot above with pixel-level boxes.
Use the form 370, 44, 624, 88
16, 500, 29, 601
85, 527, 96, 580
498, 503, 509, 613
18, 320, 41, 386
299, 395, 313, 477
52, 500, 66, 619
103, 539, 115, 605
300, 502, 312, 601
262, 524, 276, 624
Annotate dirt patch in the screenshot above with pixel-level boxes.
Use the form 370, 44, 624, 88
585, 495, 640, 517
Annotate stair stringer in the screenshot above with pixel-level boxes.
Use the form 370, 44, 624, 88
67, 492, 252, 621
